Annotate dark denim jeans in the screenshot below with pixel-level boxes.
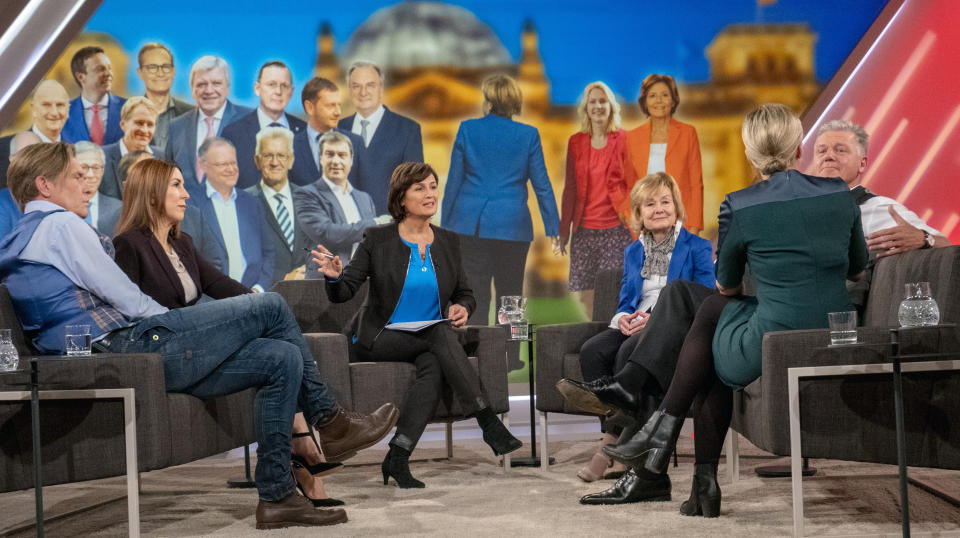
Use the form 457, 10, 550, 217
101, 292, 338, 501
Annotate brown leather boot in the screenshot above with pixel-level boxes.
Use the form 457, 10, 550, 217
255, 492, 347, 529
315, 403, 399, 462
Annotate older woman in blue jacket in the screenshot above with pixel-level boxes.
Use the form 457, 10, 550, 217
441, 74, 560, 325
561, 172, 714, 482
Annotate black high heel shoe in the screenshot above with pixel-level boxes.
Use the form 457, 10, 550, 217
679, 462, 721, 518
476, 407, 522, 456
291, 464, 345, 507
381, 445, 425, 488
292, 432, 343, 476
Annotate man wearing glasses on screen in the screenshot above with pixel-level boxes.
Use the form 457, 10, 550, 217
137, 43, 193, 151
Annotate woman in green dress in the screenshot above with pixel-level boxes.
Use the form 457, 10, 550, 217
603, 103, 868, 517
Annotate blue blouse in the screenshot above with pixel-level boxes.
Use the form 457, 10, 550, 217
388, 238, 442, 323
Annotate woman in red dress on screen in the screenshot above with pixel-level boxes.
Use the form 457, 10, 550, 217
556, 81, 633, 316
624, 74, 704, 235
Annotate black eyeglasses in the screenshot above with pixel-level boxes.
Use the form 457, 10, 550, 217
141, 63, 174, 74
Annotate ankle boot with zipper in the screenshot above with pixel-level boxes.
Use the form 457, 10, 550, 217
603, 409, 683, 474
680, 462, 721, 517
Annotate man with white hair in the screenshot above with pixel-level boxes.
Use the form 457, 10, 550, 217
1, 80, 70, 186
244, 127, 310, 284
222, 61, 306, 190
74, 141, 121, 236
166, 56, 251, 198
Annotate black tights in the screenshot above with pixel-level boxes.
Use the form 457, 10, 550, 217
660, 294, 735, 464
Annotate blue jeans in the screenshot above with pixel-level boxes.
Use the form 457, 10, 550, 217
101, 292, 339, 501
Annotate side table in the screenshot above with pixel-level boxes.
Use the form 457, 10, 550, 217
509, 324, 555, 468
787, 329, 960, 537
0, 357, 140, 537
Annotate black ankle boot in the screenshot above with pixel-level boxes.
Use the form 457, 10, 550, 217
381, 443, 425, 488
680, 462, 721, 517
579, 468, 671, 505
603, 409, 683, 474
475, 407, 522, 456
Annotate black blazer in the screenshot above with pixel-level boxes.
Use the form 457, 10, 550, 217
113, 226, 250, 309
325, 223, 475, 350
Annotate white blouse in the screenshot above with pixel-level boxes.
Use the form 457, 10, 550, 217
647, 143, 668, 174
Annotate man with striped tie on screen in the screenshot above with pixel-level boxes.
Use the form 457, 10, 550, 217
245, 126, 310, 284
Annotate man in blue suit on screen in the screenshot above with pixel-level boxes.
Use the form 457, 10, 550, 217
166, 56, 251, 200
338, 61, 423, 214
190, 137, 274, 292
61, 47, 126, 146
222, 61, 306, 191
289, 77, 363, 187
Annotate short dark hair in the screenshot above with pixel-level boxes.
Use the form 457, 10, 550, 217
8, 142, 75, 211
301, 76, 339, 107
387, 162, 438, 221
70, 46, 105, 87
638, 73, 680, 116
117, 150, 152, 185
137, 42, 173, 67
257, 60, 289, 82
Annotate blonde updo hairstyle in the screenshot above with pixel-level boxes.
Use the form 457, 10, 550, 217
741, 103, 802, 178
629, 171, 686, 235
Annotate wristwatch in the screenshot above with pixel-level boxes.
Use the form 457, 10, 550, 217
921, 229, 934, 249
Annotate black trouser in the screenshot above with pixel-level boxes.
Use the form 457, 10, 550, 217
458, 235, 529, 326
355, 324, 485, 448
579, 328, 643, 433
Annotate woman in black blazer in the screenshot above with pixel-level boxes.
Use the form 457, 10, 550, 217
113, 159, 344, 507
313, 162, 522, 488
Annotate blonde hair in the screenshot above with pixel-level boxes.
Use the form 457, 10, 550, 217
741, 103, 802, 177
629, 172, 686, 235
119, 96, 158, 122
116, 159, 181, 238
7, 142, 75, 211
577, 81, 621, 135
481, 74, 522, 118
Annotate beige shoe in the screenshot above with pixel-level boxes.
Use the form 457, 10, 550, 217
577, 433, 621, 482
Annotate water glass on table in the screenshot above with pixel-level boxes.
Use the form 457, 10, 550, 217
0, 328, 18, 371
828, 311, 857, 346
65, 324, 92, 356
898, 281, 940, 327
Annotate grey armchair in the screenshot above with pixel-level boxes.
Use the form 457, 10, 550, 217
272, 279, 511, 460
731, 246, 960, 470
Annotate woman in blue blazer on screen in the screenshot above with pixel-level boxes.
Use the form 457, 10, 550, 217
560, 172, 714, 483
441, 74, 560, 325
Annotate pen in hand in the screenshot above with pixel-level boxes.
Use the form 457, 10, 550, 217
303, 247, 335, 259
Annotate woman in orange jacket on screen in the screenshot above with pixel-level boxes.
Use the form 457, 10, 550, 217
624, 74, 704, 235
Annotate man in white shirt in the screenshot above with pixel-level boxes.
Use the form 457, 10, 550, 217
61, 47, 126, 146
74, 141, 120, 237
191, 138, 274, 292
222, 61, 307, 190
166, 56, 251, 198
244, 127, 310, 284
337, 61, 422, 213
295, 131, 388, 277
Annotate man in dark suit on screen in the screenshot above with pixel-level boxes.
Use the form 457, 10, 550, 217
166, 56, 251, 199
61, 47, 126, 146
244, 127, 309, 284
222, 61, 306, 191
337, 61, 423, 214
289, 77, 363, 187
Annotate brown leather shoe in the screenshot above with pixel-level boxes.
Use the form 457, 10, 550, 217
255, 492, 347, 529
316, 403, 399, 462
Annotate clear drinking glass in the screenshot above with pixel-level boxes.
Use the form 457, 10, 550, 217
898, 282, 940, 327
500, 296, 529, 340
0, 329, 18, 372
827, 311, 857, 345
65, 324, 92, 356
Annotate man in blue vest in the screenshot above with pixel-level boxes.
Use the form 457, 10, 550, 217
0, 142, 398, 529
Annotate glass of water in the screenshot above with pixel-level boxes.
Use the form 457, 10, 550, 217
898, 282, 940, 327
828, 311, 858, 345
65, 324, 92, 356
0, 329, 19, 371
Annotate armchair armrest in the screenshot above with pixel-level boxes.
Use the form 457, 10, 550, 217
462, 324, 509, 413
535, 321, 609, 413
303, 333, 352, 409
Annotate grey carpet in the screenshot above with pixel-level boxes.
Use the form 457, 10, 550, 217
2, 435, 960, 537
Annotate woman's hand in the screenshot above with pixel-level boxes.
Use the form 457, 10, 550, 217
617, 311, 650, 336
551, 236, 567, 256
310, 244, 343, 279
448, 304, 469, 327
